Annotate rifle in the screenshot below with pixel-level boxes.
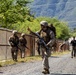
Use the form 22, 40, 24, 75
17, 45, 29, 50
25, 46, 29, 50
30, 31, 49, 51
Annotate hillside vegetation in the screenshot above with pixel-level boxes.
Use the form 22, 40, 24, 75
0, 0, 71, 40
30, 0, 76, 29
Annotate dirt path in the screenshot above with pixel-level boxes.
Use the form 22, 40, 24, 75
0, 53, 76, 75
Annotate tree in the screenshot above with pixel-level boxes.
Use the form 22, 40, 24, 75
0, 0, 34, 29
54, 22, 70, 40
70, 28, 76, 37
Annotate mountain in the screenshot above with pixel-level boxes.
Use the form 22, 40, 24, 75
29, 0, 76, 29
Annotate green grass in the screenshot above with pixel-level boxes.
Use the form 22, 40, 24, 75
51, 50, 71, 56
0, 55, 42, 67
0, 50, 70, 67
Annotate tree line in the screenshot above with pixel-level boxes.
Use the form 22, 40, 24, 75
0, 0, 75, 40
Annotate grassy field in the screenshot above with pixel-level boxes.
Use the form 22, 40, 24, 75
0, 50, 71, 67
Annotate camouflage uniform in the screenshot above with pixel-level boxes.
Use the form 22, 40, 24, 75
39, 21, 55, 74
71, 37, 76, 58
40, 28, 55, 68
19, 33, 27, 58
28, 21, 55, 74
9, 30, 19, 61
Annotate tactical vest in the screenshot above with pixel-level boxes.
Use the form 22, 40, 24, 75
9, 35, 19, 47
39, 28, 52, 44
19, 37, 27, 46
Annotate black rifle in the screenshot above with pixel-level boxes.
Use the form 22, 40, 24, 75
25, 46, 29, 50
31, 32, 49, 51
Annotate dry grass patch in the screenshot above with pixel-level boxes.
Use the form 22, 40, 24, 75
0, 50, 70, 67
52, 50, 71, 56
0, 55, 41, 67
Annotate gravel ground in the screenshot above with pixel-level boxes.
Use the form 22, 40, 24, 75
0, 53, 76, 75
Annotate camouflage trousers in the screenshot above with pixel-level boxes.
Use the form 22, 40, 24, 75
19, 46, 26, 58
41, 47, 51, 70
11, 47, 18, 61
71, 46, 76, 57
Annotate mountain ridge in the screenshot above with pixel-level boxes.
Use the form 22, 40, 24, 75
29, 0, 76, 29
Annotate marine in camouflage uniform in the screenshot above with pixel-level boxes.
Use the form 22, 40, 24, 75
19, 33, 27, 58
28, 21, 55, 74
9, 30, 19, 62
70, 36, 76, 58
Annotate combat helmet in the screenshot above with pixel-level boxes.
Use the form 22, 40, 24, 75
21, 33, 25, 37
12, 30, 17, 34
40, 21, 48, 26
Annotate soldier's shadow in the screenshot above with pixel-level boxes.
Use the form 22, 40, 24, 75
0, 72, 3, 73
50, 56, 59, 58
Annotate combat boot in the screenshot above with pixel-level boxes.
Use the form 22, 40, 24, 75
42, 68, 50, 74
71, 56, 73, 58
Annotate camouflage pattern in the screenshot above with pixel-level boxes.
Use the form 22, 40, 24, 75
71, 37, 76, 58
9, 33, 19, 61
71, 46, 76, 58
28, 21, 55, 74
39, 27, 55, 70
11, 47, 18, 61
19, 36, 27, 58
